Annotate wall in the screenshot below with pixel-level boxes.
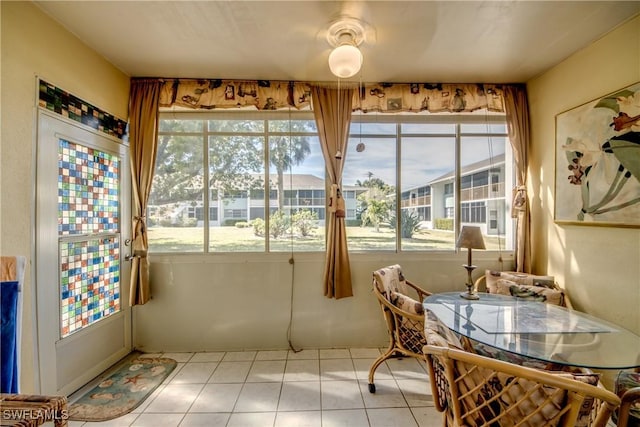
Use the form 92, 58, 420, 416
134, 252, 509, 352
527, 15, 640, 335
0, 1, 130, 392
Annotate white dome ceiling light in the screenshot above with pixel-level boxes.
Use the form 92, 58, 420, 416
326, 18, 367, 79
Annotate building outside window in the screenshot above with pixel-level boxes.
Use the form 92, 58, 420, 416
148, 111, 513, 253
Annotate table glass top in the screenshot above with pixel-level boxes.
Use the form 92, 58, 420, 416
424, 292, 640, 370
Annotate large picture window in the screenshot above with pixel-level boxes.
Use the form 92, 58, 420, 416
148, 111, 513, 253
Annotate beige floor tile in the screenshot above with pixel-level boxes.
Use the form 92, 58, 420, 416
274, 410, 321, 427
349, 348, 381, 359
234, 382, 282, 412
278, 381, 321, 411
170, 362, 217, 384
144, 384, 203, 413
221, 351, 257, 362
321, 409, 369, 427
255, 350, 289, 360
367, 407, 419, 427
359, 380, 407, 409
320, 358, 357, 381
226, 412, 276, 427
208, 361, 252, 383
321, 380, 364, 410
319, 348, 351, 359
411, 406, 442, 427
284, 359, 320, 382
246, 360, 286, 382
189, 383, 242, 412
189, 352, 225, 362
131, 413, 184, 427
287, 349, 319, 360
178, 412, 230, 426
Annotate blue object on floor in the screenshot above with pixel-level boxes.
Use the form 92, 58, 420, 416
1, 280, 20, 393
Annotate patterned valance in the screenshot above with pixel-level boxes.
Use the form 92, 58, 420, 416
154, 78, 506, 113
158, 79, 312, 110
354, 83, 505, 113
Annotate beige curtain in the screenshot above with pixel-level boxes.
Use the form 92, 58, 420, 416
128, 79, 162, 305
311, 86, 354, 299
504, 85, 531, 273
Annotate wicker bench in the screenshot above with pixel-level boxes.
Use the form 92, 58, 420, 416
0, 394, 68, 427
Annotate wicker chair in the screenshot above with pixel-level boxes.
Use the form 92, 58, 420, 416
618, 387, 640, 427
423, 344, 621, 427
474, 270, 573, 309
368, 264, 431, 393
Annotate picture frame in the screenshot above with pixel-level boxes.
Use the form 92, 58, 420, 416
554, 82, 640, 227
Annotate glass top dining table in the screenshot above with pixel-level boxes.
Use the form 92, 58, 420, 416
423, 292, 640, 370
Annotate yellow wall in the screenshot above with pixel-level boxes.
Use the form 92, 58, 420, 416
0, 1, 130, 392
527, 15, 640, 334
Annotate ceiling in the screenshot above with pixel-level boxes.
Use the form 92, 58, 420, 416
34, 1, 640, 83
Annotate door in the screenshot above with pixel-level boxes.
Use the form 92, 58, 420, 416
35, 110, 132, 395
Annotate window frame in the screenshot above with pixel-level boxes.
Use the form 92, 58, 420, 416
151, 110, 513, 254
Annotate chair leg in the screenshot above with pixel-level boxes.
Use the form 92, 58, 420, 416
368, 346, 396, 393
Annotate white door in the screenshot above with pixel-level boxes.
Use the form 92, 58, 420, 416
35, 110, 132, 395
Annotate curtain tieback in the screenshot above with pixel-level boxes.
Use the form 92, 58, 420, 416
511, 186, 527, 217
328, 184, 346, 218
133, 215, 146, 234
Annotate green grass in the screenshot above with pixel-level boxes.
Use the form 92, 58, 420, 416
148, 225, 506, 253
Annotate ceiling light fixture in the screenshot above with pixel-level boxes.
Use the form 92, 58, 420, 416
326, 18, 366, 79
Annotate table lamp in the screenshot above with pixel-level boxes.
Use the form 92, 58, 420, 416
456, 225, 486, 300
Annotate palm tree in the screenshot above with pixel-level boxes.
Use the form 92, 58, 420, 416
269, 136, 311, 211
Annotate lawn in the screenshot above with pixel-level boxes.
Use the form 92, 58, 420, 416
147, 225, 506, 253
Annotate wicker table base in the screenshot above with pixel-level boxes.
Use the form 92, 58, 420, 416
0, 394, 68, 427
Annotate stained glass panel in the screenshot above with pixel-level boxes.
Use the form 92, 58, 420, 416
60, 238, 120, 337
58, 139, 119, 235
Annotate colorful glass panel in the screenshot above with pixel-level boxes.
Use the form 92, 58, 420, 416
58, 139, 119, 235
60, 238, 120, 337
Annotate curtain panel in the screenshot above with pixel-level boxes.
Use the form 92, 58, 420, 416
128, 79, 162, 306
503, 85, 532, 273
311, 86, 355, 299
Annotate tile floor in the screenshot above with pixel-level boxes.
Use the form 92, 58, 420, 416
67, 348, 441, 427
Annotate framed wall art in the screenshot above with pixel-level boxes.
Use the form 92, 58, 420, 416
555, 82, 640, 227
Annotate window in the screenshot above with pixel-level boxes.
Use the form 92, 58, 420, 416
149, 111, 513, 253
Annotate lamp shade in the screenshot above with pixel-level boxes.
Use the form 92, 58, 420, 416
456, 226, 486, 250
328, 44, 363, 78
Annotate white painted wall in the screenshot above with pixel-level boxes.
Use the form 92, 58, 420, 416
134, 252, 511, 352
527, 15, 640, 335
1, 1, 130, 392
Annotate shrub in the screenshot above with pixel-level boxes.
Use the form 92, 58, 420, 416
434, 218, 453, 231
291, 209, 318, 237
235, 221, 249, 228
389, 210, 422, 238
270, 210, 290, 239
252, 218, 265, 236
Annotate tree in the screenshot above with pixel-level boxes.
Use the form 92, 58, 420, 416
150, 119, 264, 207
356, 176, 395, 231
269, 136, 311, 211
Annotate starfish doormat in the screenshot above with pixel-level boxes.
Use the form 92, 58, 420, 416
69, 356, 177, 421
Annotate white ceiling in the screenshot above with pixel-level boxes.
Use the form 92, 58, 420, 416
34, 1, 640, 83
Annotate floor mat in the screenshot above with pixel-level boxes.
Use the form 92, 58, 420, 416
68, 356, 177, 422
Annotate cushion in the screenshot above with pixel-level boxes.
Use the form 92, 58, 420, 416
493, 278, 565, 306
616, 371, 640, 424
424, 309, 465, 350
373, 264, 409, 298
390, 291, 423, 315
485, 270, 556, 293
389, 291, 425, 353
